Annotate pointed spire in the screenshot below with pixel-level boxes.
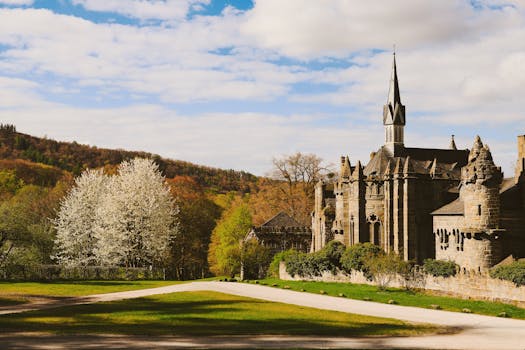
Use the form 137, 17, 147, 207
341, 155, 351, 179
383, 160, 392, 178
393, 157, 403, 174
469, 135, 484, 162
449, 135, 457, 150
403, 156, 414, 175
383, 52, 406, 127
352, 160, 363, 180
430, 158, 437, 178
473, 135, 483, 150
388, 52, 401, 107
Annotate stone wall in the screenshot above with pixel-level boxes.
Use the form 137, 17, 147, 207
279, 262, 525, 307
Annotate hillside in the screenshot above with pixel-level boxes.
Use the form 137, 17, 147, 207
0, 124, 257, 192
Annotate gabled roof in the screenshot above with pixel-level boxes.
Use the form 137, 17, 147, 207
431, 198, 464, 216
363, 146, 468, 178
260, 212, 302, 228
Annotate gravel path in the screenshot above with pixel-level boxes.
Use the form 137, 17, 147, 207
1, 281, 525, 349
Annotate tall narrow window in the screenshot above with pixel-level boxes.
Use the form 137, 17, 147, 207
477, 205, 482, 216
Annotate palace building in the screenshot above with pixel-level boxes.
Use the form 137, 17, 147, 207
311, 54, 525, 271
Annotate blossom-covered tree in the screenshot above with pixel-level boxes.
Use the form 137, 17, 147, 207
94, 158, 178, 267
53, 169, 107, 266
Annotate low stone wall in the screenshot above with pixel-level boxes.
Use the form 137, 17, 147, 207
279, 262, 525, 307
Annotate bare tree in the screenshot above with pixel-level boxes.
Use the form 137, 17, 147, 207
268, 152, 333, 224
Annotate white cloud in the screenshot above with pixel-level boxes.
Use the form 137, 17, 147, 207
0, 99, 380, 174
241, 0, 521, 58
0, 0, 33, 6
72, 0, 209, 20
0, 2, 524, 177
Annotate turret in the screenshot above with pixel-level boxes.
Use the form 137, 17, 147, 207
383, 53, 406, 156
449, 135, 457, 150
340, 155, 351, 180
460, 136, 503, 230
515, 135, 525, 182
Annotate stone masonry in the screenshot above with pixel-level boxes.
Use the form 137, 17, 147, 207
311, 54, 525, 271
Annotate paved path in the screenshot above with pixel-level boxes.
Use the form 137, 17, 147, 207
1, 281, 525, 349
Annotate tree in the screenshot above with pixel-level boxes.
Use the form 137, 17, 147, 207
248, 178, 312, 226
262, 152, 333, 225
53, 169, 108, 266
271, 152, 333, 197
94, 158, 178, 268
208, 201, 252, 277
241, 238, 271, 280
167, 176, 221, 280
1, 182, 69, 271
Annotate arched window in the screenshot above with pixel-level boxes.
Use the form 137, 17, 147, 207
373, 222, 381, 246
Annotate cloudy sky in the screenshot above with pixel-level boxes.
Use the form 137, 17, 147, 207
0, 0, 524, 176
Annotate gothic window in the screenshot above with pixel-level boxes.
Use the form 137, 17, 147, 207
373, 222, 381, 246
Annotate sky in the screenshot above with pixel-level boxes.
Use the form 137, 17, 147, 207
0, 0, 524, 176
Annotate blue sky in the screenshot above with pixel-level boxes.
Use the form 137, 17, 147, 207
0, 0, 524, 175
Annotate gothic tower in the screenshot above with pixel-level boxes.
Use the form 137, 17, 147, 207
460, 136, 503, 231
383, 53, 406, 156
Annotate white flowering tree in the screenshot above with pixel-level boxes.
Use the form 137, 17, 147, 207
53, 169, 108, 266
94, 158, 178, 267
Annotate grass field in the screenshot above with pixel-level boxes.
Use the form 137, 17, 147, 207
0, 291, 444, 337
254, 278, 525, 319
0, 280, 182, 306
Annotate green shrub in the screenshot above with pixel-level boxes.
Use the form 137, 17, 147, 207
365, 252, 405, 289
423, 259, 457, 277
283, 241, 345, 278
489, 261, 525, 287
320, 240, 346, 272
340, 243, 383, 277
268, 249, 297, 277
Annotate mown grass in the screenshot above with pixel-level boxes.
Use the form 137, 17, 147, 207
0, 280, 182, 298
255, 278, 525, 319
0, 291, 444, 337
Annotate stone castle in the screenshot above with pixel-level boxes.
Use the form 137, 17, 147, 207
311, 54, 525, 271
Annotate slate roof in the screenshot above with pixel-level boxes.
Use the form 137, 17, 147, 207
432, 178, 519, 216
363, 146, 469, 178
431, 198, 464, 216
260, 212, 302, 228
399, 147, 469, 166
500, 178, 517, 194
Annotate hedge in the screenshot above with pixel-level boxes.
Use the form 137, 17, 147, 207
422, 259, 457, 277
490, 261, 525, 287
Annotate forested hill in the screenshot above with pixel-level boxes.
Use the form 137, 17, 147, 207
0, 124, 257, 193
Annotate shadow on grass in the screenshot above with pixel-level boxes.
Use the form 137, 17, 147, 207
0, 292, 437, 337
0, 297, 27, 307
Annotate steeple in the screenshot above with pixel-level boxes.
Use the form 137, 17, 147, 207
383, 51, 406, 155
387, 54, 401, 110
449, 135, 457, 150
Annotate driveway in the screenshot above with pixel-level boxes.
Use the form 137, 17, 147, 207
1, 281, 524, 349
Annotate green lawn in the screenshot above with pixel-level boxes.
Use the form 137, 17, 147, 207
255, 278, 525, 319
0, 280, 182, 299
0, 291, 444, 337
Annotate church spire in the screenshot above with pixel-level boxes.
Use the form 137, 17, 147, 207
383, 51, 406, 155
387, 52, 402, 109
